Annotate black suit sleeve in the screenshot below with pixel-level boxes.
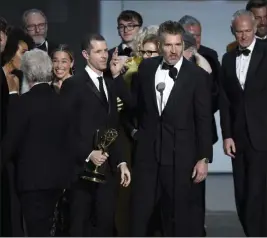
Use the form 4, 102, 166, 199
119, 72, 140, 138
219, 56, 232, 139
194, 70, 213, 161
60, 78, 96, 166
1, 96, 28, 168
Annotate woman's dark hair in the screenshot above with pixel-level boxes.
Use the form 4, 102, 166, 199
2, 27, 34, 66
0, 16, 8, 34
50, 44, 75, 75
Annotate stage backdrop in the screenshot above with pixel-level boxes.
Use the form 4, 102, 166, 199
101, 0, 247, 173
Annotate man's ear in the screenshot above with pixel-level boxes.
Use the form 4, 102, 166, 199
82, 50, 89, 60
230, 25, 235, 36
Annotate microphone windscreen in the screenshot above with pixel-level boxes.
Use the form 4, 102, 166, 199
156, 82, 166, 93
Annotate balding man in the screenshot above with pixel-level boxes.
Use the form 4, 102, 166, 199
220, 9, 267, 236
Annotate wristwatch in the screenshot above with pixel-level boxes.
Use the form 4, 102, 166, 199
202, 158, 210, 164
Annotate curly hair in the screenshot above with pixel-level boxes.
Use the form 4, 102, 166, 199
2, 27, 34, 66
132, 25, 159, 55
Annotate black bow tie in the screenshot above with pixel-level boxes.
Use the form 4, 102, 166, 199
36, 42, 47, 52
236, 48, 251, 56
122, 47, 132, 57
162, 62, 174, 70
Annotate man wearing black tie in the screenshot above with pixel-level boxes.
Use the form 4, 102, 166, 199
220, 9, 267, 237
129, 21, 212, 237
22, 9, 56, 55
108, 10, 143, 60
60, 33, 131, 237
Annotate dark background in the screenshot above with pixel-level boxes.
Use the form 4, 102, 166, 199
0, 0, 100, 70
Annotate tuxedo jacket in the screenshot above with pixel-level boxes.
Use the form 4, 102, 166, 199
37, 39, 57, 56
1, 83, 74, 192
129, 56, 213, 166
0, 68, 9, 140
60, 69, 132, 172
108, 43, 132, 63
198, 45, 220, 144
219, 40, 267, 151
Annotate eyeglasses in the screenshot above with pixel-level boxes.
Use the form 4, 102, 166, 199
140, 50, 158, 57
26, 23, 47, 31
117, 24, 140, 32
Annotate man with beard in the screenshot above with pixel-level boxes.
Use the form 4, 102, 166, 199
22, 9, 56, 55
129, 21, 212, 237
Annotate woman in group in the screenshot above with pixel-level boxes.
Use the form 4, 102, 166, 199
50, 44, 74, 93
1, 27, 33, 237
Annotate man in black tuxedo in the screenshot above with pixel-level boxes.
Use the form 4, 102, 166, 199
129, 21, 213, 237
21, 9, 57, 94
60, 33, 131, 237
108, 10, 143, 60
227, 0, 267, 51
1, 49, 74, 236
220, 9, 267, 237
22, 9, 57, 55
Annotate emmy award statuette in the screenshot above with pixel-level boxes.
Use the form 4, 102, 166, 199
80, 128, 118, 183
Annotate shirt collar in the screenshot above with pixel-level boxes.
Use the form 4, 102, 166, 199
161, 56, 183, 71
256, 35, 267, 40
85, 65, 103, 78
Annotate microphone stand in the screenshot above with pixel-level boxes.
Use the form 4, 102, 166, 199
153, 85, 164, 236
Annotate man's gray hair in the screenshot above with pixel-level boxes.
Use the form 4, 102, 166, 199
22, 8, 47, 26
179, 15, 201, 28
231, 9, 255, 29
21, 49, 52, 84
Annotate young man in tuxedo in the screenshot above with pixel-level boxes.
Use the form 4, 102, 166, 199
60, 33, 131, 237
129, 20, 213, 237
220, 9, 267, 237
108, 10, 143, 59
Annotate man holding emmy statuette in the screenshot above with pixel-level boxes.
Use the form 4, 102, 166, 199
128, 21, 213, 237
60, 33, 131, 237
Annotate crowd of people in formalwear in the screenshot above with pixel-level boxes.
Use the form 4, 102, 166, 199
1, 0, 267, 236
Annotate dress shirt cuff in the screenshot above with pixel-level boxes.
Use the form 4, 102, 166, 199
117, 162, 127, 168
9, 91, 18, 95
85, 151, 93, 162
131, 129, 138, 138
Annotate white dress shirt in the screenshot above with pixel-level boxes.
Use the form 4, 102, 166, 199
155, 57, 183, 115
85, 65, 108, 101
236, 38, 256, 89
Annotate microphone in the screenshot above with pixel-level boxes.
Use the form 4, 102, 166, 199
169, 67, 178, 81
156, 82, 166, 115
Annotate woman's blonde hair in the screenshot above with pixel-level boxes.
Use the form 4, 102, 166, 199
131, 25, 159, 56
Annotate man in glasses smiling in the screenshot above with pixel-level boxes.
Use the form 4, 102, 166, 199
108, 10, 143, 59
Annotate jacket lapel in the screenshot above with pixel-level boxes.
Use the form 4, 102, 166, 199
228, 51, 243, 92
83, 70, 109, 110
162, 59, 189, 115
151, 57, 163, 115
244, 41, 264, 90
